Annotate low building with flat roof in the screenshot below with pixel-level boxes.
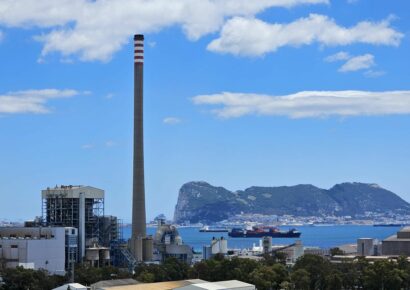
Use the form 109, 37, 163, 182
92, 279, 207, 290
89, 279, 254, 290
0, 227, 77, 275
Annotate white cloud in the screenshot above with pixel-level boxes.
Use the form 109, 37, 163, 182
192, 90, 410, 119
0, 89, 81, 114
208, 14, 403, 56
364, 70, 386, 78
0, 0, 328, 61
105, 93, 114, 100
105, 140, 116, 147
339, 54, 375, 72
325, 51, 351, 62
325, 51, 378, 74
0, 30, 3, 41
163, 117, 182, 125
82, 144, 94, 150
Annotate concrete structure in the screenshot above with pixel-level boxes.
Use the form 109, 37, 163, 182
304, 247, 329, 256
335, 243, 358, 255
85, 243, 111, 267
276, 240, 304, 264
357, 238, 379, 256
0, 227, 77, 275
154, 221, 193, 263
42, 185, 104, 260
203, 237, 228, 260
130, 33, 153, 262
382, 227, 410, 256
262, 236, 272, 255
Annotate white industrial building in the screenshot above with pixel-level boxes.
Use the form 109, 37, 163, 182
0, 227, 77, 275
203, 237, 228, 260
357, 238, 380, 256
42, 185, 105, 261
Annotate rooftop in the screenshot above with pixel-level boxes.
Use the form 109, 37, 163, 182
91, 279, 140, 288
100, 280, 207, 290
42, 185, 104, 199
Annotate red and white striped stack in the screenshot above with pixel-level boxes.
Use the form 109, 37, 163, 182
134, 34, 144, 64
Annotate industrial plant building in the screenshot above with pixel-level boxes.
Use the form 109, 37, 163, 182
42, 185, 105, 260
41, 185, 118, 266
382, 227, 410, 256
203, 237, 228, 260
0, 184, 128, 276
153, 219, 194, 263
0, 227, 77, 275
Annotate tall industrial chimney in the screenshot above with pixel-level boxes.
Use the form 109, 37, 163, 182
130, 34, 148, 261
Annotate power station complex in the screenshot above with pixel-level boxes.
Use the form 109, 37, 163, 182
0, 34, 193, 277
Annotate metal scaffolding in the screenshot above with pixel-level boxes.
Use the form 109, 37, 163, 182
41, 186, 105, 261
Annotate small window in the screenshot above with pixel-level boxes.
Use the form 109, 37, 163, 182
11, 245, 18, 248
72, 229, 75, 235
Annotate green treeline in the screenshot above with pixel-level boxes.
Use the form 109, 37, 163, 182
135, 254, 410, 290
2, 254, 410, 290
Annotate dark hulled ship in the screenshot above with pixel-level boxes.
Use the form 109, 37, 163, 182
228, 226, 301, 238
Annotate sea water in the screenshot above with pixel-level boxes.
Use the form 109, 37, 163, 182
122, 225, 400, 251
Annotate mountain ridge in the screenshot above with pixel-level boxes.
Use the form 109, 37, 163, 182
173, 181, 410, 223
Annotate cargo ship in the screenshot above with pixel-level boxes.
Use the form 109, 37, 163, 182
228, 226, 301, 238
199, 226, 229, 233
373, 223, 404, 227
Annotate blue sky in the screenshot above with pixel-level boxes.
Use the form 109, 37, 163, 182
0, 0, 410, 222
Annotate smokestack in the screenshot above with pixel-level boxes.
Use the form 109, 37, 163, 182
131, 34, 146, 260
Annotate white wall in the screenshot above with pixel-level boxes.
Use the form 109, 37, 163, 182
0, 227, 67, 275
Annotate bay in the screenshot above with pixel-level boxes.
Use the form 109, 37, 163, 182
122, 225, 401, 251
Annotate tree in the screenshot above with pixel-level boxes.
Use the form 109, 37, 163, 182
293, 254, 331, 290
0, 266, 67, 290
324, 270, 343, 290
137, 271, 155, 283
290, 269, 310, 290
162, 258, 189, 281
363, 260, 405, 290
74, 264, 131, 285
249, 266, 279, 290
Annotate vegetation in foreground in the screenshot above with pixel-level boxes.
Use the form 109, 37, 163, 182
136, 253, 410, 290
2, 253, 410, 290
